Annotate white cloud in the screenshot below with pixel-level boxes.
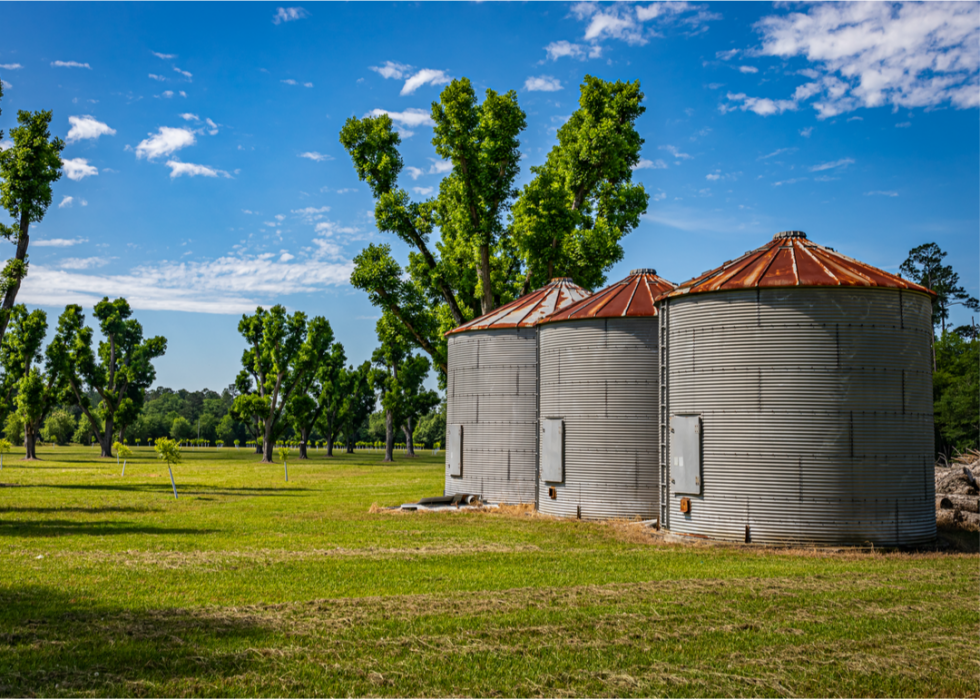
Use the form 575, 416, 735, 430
542, 40, 602, 61
180, 113, 200, 121
205, 118, 219, 135
135, 126, 196, 160
303, 82, 313, 88
652, 190, 667, 201
715, 49, 739, 61
21, 252, 354, 314
366, 108, 434, 128
174, 67, 193, 79
160, 91, 174, 98
0, 79, 10, 90
273, 7, 309, 24
51, 61, 91, 69
405, 166, 424, 180
800, 127, 814, 138
773, 177, 808, 186
896, 121, 912, 128
0, 139, 11, 151
705, 171, 720, 181
632, 158, 668, 170
62, 158, 98, 181
0, 63, 23, 70
810, 158, 855, 172
59, 257, 109, 270
846, 116, 864, 122
152, 51, 176, 59
738, 66, 758, 74
279, 252, 295, 262
659, 145, 693, 160
80, 199, 88, 206
525, 75, 563, 92
165, 161, 231, 178
34, 237, 88, 247
281, 79, 297, 85
149, 74, 167, 82
759, 147, 797, 160
429, 159, 452, 174
298, 151, 333, 162
292, 206, 331, 223
59, 196, 74, 208
179, 91, 187, 98
754, 3, 980, 117
370, 61, 413, 80
66, 115, 116, 144
721, 92, 798, 116
400, 69, 451, 96
865, 190, 898, 197
568, 2, 720, 48
413, 186, 434, 196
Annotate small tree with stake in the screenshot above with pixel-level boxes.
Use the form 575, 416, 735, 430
113, 440, 132, 476
154, 437, 181, 499
278, 445, 289, 482
0, 437, 9, 470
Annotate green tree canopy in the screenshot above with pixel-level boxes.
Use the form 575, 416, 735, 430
341, 75, 648, 379
48, 298, 167, 458
901, 243, 980, 333
0, 90, 64, 347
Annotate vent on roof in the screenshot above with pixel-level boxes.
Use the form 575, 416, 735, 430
773, 230, 807, 240
630, 268, 657, 275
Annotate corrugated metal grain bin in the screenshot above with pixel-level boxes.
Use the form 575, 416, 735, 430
444, 278, 590, 504
657, 231, 937, 546
537, 269, 676, 520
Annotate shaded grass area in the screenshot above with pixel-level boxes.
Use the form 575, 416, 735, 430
0, 445, 977, 697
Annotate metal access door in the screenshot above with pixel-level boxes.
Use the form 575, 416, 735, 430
446, 424, 463, 477
670, 414, 701, 495
541, 418, 564, 483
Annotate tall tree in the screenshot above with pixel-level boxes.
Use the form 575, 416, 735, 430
341, 75, 648, 376
48, 299, 167, 458
0, 92, 64, 348
336, 361, 374, 454
286, 339, 346, 459
232, 305, 334, 463
901, 243, 980, 334
0, 306, 54, 459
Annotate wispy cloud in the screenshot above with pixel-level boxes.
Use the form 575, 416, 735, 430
542, 40, 602, 61
298, 151, 333, 162
568, 1, 720, 48
152, 51, 176, 60
51, 60, 91, 69
58, 257, 110, 270
865, 190, 898, 197
273, 6, 309, 24
720, 92, 797, 116
404, 166, 424, 180
429, 159, 452, 175
809, 158, 854, 172
413, 186, 434, 196
165, 161, 231, 179
366, 108, 434, 128
281, 78, 313, 87
524, 75, 563, 92
773, 177, 808, 186
61, 158, 98, 181
0, 63, 23, 70
59, 196, 74, 208
66, 115, 116, 144
659, 144, 693, 161
758, 147, 797, 160
401, 69, 451, 96
180, 113, 200, 121
34, 237, 89, 248
738, 65, 758, 74
632, 158, 668, 170
369, 61, 413, 80
149, 74, 167, 82
135, 127, 196, 160
174, 66, 193, 80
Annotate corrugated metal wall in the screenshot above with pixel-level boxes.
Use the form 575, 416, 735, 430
537, 318, 660, 520
663, 287, 936, 546
445, 327, 539, 504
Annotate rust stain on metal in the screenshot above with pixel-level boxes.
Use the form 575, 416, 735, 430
542, 269, 676, 324
680, 497, 691, 513
658, 231, 936, 301
446, 277, 590, 335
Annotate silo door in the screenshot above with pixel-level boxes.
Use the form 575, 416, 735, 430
670, 415, 702, 495
447, 424, 463, 477
541, 418, 564, 483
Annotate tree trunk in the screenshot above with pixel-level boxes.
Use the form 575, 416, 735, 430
0, 212, 30, 346
479, 243, 494, 315
24, 421, 38, 460
325, 413, 335, 456
403, 419, 416, 457
298, 427, 309, 459
101, 414, 114, 458
384, 409, 395, 462
262, 421, 274, 463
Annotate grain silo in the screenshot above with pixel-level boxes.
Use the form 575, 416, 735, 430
657, 231, 936, 546
445, 278, 590, 504
536, 269, 676, 520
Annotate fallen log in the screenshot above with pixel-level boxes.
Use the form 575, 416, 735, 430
936, 495, 980, 513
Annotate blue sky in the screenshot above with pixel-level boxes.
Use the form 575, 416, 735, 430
1, 1, 977, 391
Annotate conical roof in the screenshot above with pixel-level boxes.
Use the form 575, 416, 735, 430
446, 278, 591, 335
543, 269, 676, 324
659, 231, 935, 300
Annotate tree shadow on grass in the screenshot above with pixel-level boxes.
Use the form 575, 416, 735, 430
0, 584, 285, 696
0, 520, 218, 537
38, 483, 310, 496
0, 506, 158, 514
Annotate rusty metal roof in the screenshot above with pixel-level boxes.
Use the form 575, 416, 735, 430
659, 231, 936, 300
446, 277, 591, 335
543, 269, 676, 324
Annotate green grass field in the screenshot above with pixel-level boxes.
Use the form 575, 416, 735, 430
0, 445, 976, 697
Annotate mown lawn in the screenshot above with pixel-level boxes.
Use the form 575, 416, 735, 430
0, 445, 976, 697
